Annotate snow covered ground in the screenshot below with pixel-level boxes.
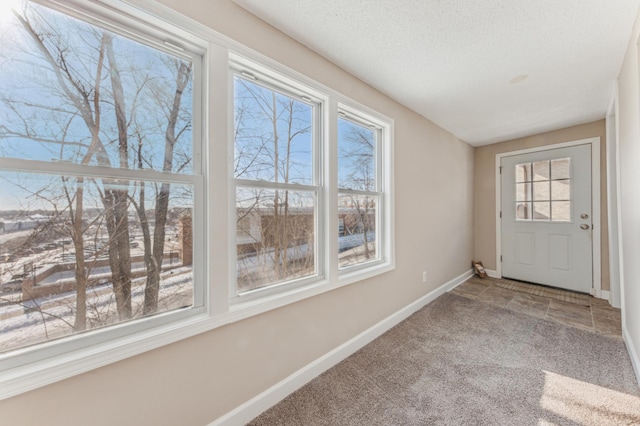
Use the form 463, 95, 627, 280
0, 267, 193, 353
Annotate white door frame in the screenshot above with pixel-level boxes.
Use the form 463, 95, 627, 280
495, 137, 602, 297
606, 83, 624, 308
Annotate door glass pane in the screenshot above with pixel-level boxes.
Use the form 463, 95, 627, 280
551, 158, 571, 180
533, 181, 550, 201
551, 180, 570, 200
533, 201, 550, 221
532, 161, 550, 181
515, 202, 532, 220
515, 183, 531, 201
515, 163, 531, 183
552, 201, 571, 222
513, 156, 574, 223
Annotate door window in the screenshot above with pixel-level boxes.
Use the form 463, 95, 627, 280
515, 158, 571, 222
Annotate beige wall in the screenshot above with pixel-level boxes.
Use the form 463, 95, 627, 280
0, 1, 474, 425
473, 120, 609, 290
617, 5, 640, 379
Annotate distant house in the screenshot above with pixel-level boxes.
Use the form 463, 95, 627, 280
0, 214, 50, 233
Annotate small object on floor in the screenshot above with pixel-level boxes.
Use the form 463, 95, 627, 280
472, 260, 487, 278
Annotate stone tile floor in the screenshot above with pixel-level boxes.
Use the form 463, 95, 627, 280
452, 276, 622, 338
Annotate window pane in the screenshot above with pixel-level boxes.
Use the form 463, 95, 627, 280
552, 201, 571, 222
532, 161, 550, 181
551, 158, 571, 180
515, 163, 531, 183
533, 181, 550, 201
533, 201, 550, 221
236, 187, 316, 293
551, 180, 570, 200
0, 3, 194, 173
515, 183, 531, 201
338, 194, 379, 268
0, 172, 194, 354
338, 118, 376, 191
516, 202, 532, 220
234, 77, 313, 185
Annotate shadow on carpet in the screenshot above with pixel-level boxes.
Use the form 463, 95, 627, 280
248, 293, 640, 425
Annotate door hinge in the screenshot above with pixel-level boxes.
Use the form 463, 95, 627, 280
499, 211, 502, 218
500, 255, 503, 262
499, 166, 503, 174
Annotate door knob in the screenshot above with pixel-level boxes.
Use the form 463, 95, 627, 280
580, 224, 590, 230
580, 214, 589, 219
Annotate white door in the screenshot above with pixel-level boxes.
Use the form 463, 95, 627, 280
501, 144, 592, 293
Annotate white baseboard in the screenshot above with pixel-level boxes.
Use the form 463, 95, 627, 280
623, 326, 640, 390
599, 290, 610, 301
210, 268, 474, 426
485, 269, 500, 279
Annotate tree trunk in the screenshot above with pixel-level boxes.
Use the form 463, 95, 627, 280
104, 36, 132, 319
271, 92, 281, 279
143, 61, 191, 315
72, 178, 87, 330
103, 186, 132, 319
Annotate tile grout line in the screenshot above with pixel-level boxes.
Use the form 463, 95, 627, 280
458, 278, 622, 338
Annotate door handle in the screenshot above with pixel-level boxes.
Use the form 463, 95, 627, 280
580, 224, 590, 230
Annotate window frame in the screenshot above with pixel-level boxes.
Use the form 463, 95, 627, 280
336, 107, 387, 273
229, 55, 327, 302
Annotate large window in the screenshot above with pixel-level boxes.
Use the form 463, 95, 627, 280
338, 113, 382, 269
232, 65, 322, 296
0, 1, 204, 366
231, 58, 392, 297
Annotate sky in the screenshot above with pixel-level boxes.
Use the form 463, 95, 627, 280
0, 1, 194, 212
0, 1, 376, 213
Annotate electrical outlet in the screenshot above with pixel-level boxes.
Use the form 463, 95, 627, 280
422, 271, 427, 283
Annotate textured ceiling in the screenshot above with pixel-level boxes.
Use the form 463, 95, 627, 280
232, 0, 640, 146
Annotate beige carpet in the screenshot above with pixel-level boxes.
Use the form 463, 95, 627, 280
495, 279, 591, 306
249, 293, 640, 425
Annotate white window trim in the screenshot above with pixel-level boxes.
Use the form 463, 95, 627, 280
229, 55, 327, 303
228, 55, 395, 305
0, 0, 395, 400
337, 107, 388, 273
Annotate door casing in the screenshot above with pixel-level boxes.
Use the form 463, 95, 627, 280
494, 137, 602, 297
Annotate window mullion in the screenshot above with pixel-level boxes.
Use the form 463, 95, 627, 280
338, 188, 382, 197
234, 179, 319, 192
0, 158, 198, 184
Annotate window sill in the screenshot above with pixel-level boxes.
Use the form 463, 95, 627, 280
230, 260, 395, 319
339, 261, 395, 286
